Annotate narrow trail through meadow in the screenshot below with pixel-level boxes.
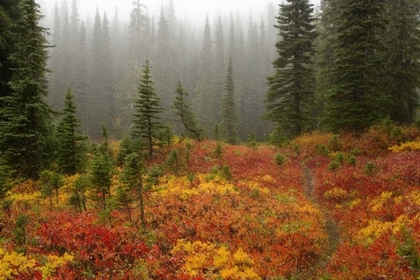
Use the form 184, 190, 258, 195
297, 164, 341, 279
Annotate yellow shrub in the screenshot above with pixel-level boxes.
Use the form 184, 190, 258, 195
323, 188, 348, 201
38, 253, 74, 279
389, 140, 420, 152
0, 248, 36, 279
370, 191, 393, 212
0, 248, 73, 280
356, 215, 416, 245
171, 239, 260, 279
153, 174, 239, 200
349, 199, 362, 209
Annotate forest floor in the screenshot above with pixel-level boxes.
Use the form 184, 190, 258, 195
297, 163, 341, 279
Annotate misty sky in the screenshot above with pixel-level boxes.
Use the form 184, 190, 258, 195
41, 0, 321, 23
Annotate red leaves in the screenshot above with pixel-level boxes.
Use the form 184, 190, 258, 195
33, 211, 149, 278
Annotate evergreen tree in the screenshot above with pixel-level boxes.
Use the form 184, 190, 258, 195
265, 0, 317, 138
115, 1, 149, 134
120, 153, 145, 227
212, 17, 226, 126
0, 0, 54, 179
314, 0, 339, 124
50, 0, 61, 46
90, 125, 114, 210
382, 0, 420, 124
88, 10, 115, 137
172, 81, 204, 141
194, 16, 215, 133
0, 0, 21, 114
154, 7, 174, 124
56, 88, 87, 175
240, 17, 267, 139
72, 21, 89, 130
90, 153, 113, 210
221, 58, 239, 144
323, 0, 387, 133
48, 0, 71, 109
131, 60, 163, 158
0, 157, 13, 201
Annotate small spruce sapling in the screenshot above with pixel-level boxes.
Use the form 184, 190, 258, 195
40, 170, 64, 210
14, 214, 29, 250
114, 185, 134, 223
120, 153, 146, 227
90, 154, 113, 210
69, 175, 90, 212
166, 149, 180, 176
247, 133, 257, 149
274, 153, 285, 166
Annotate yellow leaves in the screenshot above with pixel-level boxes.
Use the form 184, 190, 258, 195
349, 198, 362, 209
393, 190, 420, 207
244, 181, 270, 195
407, 190, 420, 206
213, 246, 230, 269
39, 253, 74, 279
356, 215, 414, 245
8, 192, 41, 204
323, 187, 348, 201
171, 239, 217, 277
297, 203, 322, 216
0, 248, 36, 279
370, 191, 393, 212
260, 175, 275, 183
0, 248, 73, 280
389, 140, 420, 152
233, 248, 254, 266
219, 266, 261, 280
172, 239, 260, 279
153, 174, 239, 200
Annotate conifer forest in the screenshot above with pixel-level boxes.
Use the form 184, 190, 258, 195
1, 0, 420, 279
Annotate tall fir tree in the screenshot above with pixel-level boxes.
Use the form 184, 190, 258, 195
194, 16, 215, 134
0, 0, 54, 179
115, 1, 149, 134
314, 0, 339, 123
72, 21, 89, 131
382, 0, 420, 124
221, 58, 239, 144
212, 16, 226, 127
265, 0, 317, 138
48, 0, 72, 110
0, 0, 22, 105
131, 60, 163, 158
240, 17, 267, 139
88, 10, 115, 138
56, 88, 87, 175
154, 7, 174, 124
323, 0, 387, 133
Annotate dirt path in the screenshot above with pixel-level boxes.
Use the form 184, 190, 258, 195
297, 164, 341, 279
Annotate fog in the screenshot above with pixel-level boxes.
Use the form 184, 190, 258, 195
41, 0, 321, 139
40, 0, 321, 23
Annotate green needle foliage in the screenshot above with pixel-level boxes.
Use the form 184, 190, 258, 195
220, 58, 239, 145
0, 157, 14, 201
382, 0, 420, 125
120, 152, 146, 228
265, 0, 317, 139
0, 0, 54, 179
56, 88, 87, 175
131, 60, 163, 158
90, 153, 113, 210
40, 170, 64, 210
173, 81, 204, 141
322, 0, 387, 134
